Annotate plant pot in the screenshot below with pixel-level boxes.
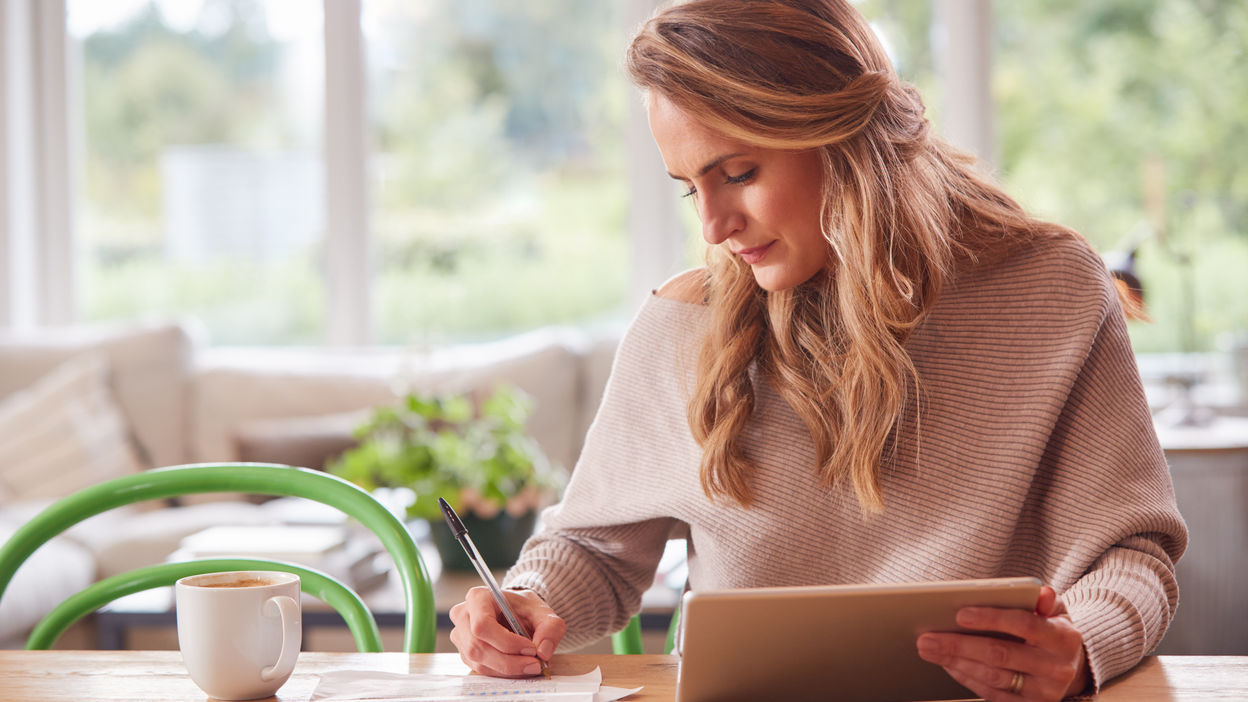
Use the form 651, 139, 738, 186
428, 509, 538, 572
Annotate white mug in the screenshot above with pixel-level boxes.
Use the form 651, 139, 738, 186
175, 570, 302, 701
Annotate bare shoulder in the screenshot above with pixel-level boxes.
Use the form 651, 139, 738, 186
653, 268, 708, 304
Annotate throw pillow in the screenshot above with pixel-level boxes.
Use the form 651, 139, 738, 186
0, 354, 143, 501
233, 409, 366, 471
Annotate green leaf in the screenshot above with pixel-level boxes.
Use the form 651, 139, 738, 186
329, 383, 563, 518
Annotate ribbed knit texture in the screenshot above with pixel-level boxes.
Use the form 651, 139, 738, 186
504, 237, 1187, 690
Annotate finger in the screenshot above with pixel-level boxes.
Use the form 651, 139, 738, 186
956, 605, 1066, 649
918, 637, 1068, 701
918, 632, 1033, 674
1034, 585, 1070, 619
1034, 585, 1057, 616
939, 663, 1025, 702
917, 632, 1057, 680
504, 590, 566, 660
464, 588, 539, 655
448, 601, 469, 628
458, 646, 524, 680
1034, 585, 1069, 620
450, 624, 544, 678
529, 612, 566, 661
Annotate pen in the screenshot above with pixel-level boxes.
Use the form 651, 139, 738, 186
438, 497, 551, 679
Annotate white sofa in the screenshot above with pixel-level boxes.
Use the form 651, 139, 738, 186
0, 319, 621, 646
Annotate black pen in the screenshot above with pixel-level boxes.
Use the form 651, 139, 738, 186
439, 497, 550, 678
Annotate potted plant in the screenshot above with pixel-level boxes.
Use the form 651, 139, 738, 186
328, 385, 564, 571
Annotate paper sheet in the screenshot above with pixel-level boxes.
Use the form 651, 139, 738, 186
310, 666, 642, 702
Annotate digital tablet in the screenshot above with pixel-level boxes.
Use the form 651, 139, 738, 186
676, 576, 1042, 702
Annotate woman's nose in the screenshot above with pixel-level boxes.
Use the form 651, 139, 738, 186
698, 194, 744, 246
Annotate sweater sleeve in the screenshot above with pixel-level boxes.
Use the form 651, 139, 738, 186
502, 296, 703, 650
1034, 280, 1188, 690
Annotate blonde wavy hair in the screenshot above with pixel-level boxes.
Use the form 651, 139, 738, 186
626, 0, 1086, 512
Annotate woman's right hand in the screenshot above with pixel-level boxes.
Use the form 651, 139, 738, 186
448, 586, 566, 677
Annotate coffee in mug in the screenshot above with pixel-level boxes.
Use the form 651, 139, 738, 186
175, 571, 302, 700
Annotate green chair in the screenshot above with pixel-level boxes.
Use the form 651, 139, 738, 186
0, 463, 436, 652
611, 609, 681, 655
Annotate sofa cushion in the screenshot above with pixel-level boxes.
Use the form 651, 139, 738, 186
0, 321, 194, 469
192, 355, 399, 465
0, 354, 143, 501
194, 330, 588, 473
0, 523, 95, 645
233, 409, 366, 470
78, 501, 273, 579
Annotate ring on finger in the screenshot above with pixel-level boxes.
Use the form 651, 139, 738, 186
1007, 671, 1024, 695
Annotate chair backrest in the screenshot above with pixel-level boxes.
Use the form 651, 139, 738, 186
611, 609, 680, 655
31, 558, 384, 651
0, 463, 435, 652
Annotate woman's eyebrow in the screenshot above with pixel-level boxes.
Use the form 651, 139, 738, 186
667, 152, 748, 180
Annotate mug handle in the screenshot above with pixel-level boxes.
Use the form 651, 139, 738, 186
260, 595, 301, 682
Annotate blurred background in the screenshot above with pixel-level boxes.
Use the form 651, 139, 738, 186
1, 0, 1243, 357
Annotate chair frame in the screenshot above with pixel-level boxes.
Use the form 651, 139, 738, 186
611, 609, 681, 655
0, 463, 436, 652
30, 557, 383, 651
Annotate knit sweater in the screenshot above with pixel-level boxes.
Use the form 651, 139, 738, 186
503, 237, 1188, 688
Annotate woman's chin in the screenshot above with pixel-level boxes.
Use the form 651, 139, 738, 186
750, 265, 818, 293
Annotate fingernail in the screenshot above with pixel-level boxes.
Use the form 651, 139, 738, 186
521, 647, 537, 657
539, 640, 555, 659
524, 663, 541, 675
916, 639, 942, 663
957, 608, 981, 625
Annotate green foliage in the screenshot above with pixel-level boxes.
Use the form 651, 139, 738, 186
81, 0, 287, 227
374, 173, 628, 344
368, 0, 629, 343
993, 0, 1248, 351
327, 385, 564, 521
859, 0, 1248, 352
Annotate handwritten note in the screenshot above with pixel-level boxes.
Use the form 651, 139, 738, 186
310, 666, 642, 702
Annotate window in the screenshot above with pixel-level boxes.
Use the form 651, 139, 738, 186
8, 1, 1243, 354
364, 0, 630, 345
69, 0, 327, 345
41, 0, 653, 346
995, 1, 1248, 353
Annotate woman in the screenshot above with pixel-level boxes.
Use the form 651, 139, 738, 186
449, 2, 1187, 700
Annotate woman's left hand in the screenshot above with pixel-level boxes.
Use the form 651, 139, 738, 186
916, 585, 1090, 701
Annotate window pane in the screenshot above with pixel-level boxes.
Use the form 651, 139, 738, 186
995, 2, 1248, 353
365, 0, 629, 345
70, 0, 325, 345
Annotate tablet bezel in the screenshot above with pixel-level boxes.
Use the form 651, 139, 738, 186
676, 576, 1042, 702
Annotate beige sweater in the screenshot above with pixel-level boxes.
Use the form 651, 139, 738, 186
504, 237, 1187, 688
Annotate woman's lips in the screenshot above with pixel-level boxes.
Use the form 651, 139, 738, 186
733, 241, 775, 264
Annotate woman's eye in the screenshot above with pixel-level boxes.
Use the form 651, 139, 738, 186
677, 166, 755, 199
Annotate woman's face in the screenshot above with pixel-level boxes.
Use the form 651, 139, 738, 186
647, 95, 829, 292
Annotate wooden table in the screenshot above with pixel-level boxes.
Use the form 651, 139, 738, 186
1, 652, 1246, 701
0, 651, 677, 701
